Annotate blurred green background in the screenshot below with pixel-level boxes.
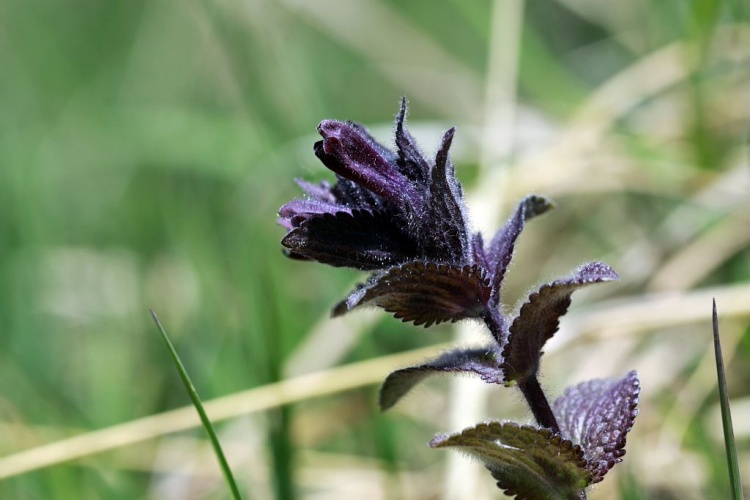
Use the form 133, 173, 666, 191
0, 0, 748, 498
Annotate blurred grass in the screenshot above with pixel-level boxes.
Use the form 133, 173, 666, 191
0, 0, 748, 499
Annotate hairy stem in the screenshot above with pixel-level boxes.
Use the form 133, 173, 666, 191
517, 376, 560, 434
482, 306, 506, 345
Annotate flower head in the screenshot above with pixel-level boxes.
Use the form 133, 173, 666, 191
280, 98, 471, 271
280, 99, 556, 331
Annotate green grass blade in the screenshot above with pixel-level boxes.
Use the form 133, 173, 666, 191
150, 309, 244, 500
712, 299, 743, 500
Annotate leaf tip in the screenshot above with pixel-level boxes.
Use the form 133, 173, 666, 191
429, 433, 450, 448
577, 261, 619, 282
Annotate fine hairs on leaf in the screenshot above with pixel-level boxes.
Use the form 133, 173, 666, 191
430, 422, 591, 500
278, 99, 640, 498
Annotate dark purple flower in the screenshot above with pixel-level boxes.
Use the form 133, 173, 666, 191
280, 99, 557, 332
278, 99, 638, 498
280, 98, 472, 271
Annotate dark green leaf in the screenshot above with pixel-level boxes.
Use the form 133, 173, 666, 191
430, 422, 591, 499
713, 299, 743, 499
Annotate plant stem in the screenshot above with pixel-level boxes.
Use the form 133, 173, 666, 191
517, 376, 560, 434
482, 307, 560, 433
482, 306, 506, 345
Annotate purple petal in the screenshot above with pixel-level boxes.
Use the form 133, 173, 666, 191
315, 120, 421, 208
294, 179, 337, 203
554, 371, 640, 483
332, 261, 491, 326
281, 210, 418, 270
278, 199, 350, 228
486, 195, 555, 303
379, 347, 503, 410
501, 262, 619, 383
348, 120, 399, 165
430, 422, 591, 498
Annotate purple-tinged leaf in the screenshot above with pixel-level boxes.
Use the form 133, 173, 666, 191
332, 261, 491, 326
394, 97, 430, 184
419, 128, 472, 264
281, 210, 418, 270
501, 262, 619, 383
430, 422, 591, 499
473, 232, 490, 271
315, 120, 421, 209
379, 347, 502, 410
553, 371, 640, 483
487, 196, 555, 304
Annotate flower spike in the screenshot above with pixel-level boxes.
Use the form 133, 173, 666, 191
278, 99, 636, 499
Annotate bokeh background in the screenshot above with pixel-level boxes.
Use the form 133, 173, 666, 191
1, 0, 748, 498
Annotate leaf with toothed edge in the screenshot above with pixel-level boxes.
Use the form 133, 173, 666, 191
501, 262, 619, 383
553, 371, 640, 483
430, 422, 591, 499
379, 347, 502, 410
332, 261, 491, 326
281, 210, 418, 270
486, 195, 555, 304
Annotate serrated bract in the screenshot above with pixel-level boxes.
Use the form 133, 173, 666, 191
333, 262, 491, 326
501, 262, 619, 384
553, 371, 640, 483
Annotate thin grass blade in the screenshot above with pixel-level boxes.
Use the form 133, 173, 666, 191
150, 309, 244, 500
712, 299, 742, 500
